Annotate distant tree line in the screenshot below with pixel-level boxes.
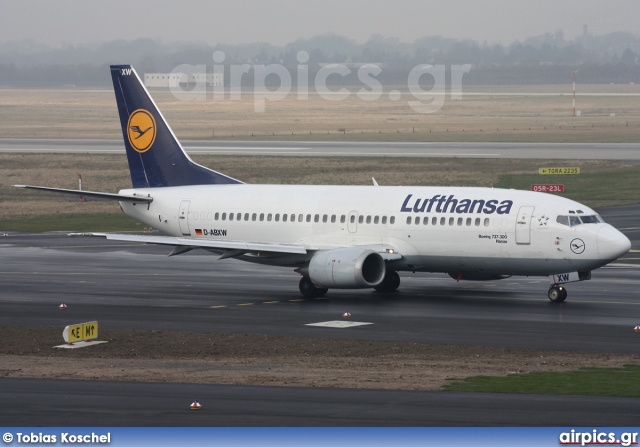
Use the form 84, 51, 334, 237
1, 31, 638, 87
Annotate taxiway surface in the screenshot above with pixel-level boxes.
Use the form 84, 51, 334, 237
1, 205, 640, 425
1, 139, 640, 160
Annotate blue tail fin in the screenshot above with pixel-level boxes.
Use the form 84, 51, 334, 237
110, 65, 241, 188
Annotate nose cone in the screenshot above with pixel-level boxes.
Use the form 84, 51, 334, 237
597, 225, 631, 261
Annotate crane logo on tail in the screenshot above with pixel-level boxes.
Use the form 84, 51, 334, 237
127, 109, 156, 153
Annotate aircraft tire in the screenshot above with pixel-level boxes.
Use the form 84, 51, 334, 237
313, 287, 328, 297
299, 277, 318, 298
548, 285, 567, 303
374, 271, 400, 293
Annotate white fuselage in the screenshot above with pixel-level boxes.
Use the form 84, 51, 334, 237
119, 184, 629, 276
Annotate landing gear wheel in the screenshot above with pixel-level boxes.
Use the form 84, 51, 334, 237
313, 287, 328, 297
374, 271, 401, 293
298, 277, 327, 298
548, 285, 567, 303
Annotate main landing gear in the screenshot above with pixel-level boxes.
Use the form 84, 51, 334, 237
548, 284, 567, 303
299, 277, 328, 298
298, 271, 401, 297
374, 271, 400, 293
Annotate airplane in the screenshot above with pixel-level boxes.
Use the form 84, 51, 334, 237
15, 65, 631, 303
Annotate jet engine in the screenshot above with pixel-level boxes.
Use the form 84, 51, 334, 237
308, 247, 386, 288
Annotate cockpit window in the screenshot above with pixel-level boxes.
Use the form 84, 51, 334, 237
556, 215, 569, 226
557, 214, 603, 227
580, 215, 599, 224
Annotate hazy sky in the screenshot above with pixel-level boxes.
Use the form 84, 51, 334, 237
1, 0, 639, 47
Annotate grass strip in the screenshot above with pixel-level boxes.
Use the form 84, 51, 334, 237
443, 364, 640, 397
0, 213, 142, 232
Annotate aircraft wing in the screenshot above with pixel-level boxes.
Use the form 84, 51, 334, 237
72, 234, 402, 261
14, 185, 152, 203
84, 233, 308, 256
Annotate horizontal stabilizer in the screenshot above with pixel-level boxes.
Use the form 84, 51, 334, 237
14, 185, 153, 203
87, 233, 307, 255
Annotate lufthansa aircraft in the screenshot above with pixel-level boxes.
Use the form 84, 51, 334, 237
16, 65, 631, 302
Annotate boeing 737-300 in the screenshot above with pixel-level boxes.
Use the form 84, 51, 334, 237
15, 65, 631, 302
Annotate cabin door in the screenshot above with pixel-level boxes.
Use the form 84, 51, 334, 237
347, 211, 358, 233
515, 205, 535, 245
178, 200, 191, 236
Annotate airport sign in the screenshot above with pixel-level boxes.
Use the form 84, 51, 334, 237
63, 321, 98, 343
531, 184, 564, 193
539, 167, 580, 175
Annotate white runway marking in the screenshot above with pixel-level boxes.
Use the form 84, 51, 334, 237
305, 320, 373, 328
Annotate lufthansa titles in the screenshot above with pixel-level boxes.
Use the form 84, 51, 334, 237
401, 194, 513, 215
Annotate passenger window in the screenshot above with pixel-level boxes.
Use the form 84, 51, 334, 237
222, 213, 226, 221
275, 214, 280, 222
432, 217, 437, 225
331, 215, 336, 223
215, 212, 219, 220
323, 215, 328, 223
406, 216, 412, 225
374, 216, 379, 224
457, 217, 463, 226
449, 217, 454, 226
466, 218, 472, 226
237, 213, 241, 221
259, 213, 264, 221
366, 216, 371, 224
440, 217, 446, 225
358, 215, 364, 224
475, 218, 480, 226
283, 214, 288, 222
298, 214, 303, 222
229, 213, 234, 221
556, 215, 569, 226
484, 218, 490, 227
390, 216, 395, 224
341, 215, 346, 224
267, 213, 272, 222
252, 213, 257, 221
381, 216, 387, 224
314, 214, 319, 223
350, 215, 355, 224
207, 212, 212, 221
306, 214, 311, 222
244, 213, 249, 221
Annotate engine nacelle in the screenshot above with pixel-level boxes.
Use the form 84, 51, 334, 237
309, 248, 386, 289
448, 272, 512, 281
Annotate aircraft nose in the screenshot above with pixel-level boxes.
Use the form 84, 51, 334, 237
597, 225, 631, 261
